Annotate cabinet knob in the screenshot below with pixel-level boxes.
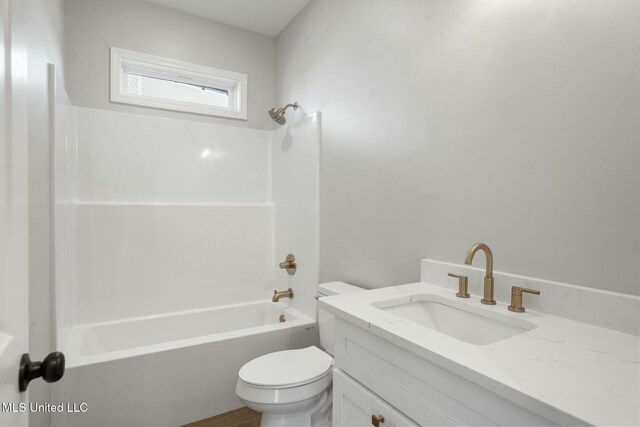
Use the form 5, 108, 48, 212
371, 414, 385, 427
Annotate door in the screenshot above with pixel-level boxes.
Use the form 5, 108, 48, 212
0, 0, 30, 425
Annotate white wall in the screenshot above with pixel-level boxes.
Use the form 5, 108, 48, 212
54, 105, 325, 327
276, 0, 640, 296
272, 112, 321, 320
53, 99, 77, 347
74, 108, 270, 203
73, 203, 273, 324
55, 108, 275, 327
64, 0, 277, 129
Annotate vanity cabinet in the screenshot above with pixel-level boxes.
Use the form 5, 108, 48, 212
333, 369, 418, 427
332, 319, 556, 426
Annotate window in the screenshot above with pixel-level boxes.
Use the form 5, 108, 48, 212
110, 47, 247, 119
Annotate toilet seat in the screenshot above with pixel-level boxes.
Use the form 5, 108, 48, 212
236, 346, 333, 405
239, 346, 333, 388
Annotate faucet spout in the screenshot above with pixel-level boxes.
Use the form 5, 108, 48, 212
465, 243, 493, 278
464, 243, 496, 305
272, 288, 294, 302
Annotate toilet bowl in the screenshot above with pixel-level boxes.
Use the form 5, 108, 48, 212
235, 282, 363, 427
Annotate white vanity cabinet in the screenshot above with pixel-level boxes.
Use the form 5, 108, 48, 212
332, 319, 558, 427
333, 369, 418, 427
323, 276, 639, 426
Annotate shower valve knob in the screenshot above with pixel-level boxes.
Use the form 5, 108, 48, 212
19, 351, 65, 392
278, 254, 297, 275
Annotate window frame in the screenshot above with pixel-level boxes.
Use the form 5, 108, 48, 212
110, 47, 248, 120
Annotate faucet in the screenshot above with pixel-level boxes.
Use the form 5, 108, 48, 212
272, 288, 294, 302
464, 243, 496, 305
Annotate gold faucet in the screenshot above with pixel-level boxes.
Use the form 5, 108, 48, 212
272, 288, 294, 302
465, 243, 496, 305
508, 286, 540, 312
447, 273, 470, 298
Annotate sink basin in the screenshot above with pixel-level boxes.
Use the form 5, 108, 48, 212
374, 295, 536, 345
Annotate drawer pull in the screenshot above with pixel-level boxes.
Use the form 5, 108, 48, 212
371, 414, 385, 427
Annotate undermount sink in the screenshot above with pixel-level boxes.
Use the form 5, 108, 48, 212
374, 295, 536, 345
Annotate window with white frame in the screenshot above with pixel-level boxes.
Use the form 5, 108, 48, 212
110, 47, 248, 119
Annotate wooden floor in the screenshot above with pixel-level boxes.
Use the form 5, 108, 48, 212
183, 407, 262, 427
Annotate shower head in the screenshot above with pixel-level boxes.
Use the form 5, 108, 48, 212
268, 102, 298, 125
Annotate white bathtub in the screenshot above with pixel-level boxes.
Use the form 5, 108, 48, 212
52, 301, 318, 427
60, 300, 313, 367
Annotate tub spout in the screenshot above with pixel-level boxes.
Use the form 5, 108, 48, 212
272, 288, 294, 302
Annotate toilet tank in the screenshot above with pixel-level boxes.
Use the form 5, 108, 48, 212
317, 282, 364, 356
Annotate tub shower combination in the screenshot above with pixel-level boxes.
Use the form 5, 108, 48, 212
52, 102, 320, 426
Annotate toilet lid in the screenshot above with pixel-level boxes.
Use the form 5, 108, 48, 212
239, 346, 333, 388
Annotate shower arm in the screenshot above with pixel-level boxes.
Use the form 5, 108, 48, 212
280, 102, 298, 112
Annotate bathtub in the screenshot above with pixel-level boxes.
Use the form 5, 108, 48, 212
60, 300, 314, 367
52, 301, 318, 427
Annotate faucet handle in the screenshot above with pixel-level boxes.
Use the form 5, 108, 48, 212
508, 286, 540, 313
448, 273, 470, 298
278, 254, 297, 275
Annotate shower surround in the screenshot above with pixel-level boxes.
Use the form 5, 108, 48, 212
52, 105, 321, 426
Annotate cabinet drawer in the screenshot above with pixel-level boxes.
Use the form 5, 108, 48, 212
333, 369, 418, 427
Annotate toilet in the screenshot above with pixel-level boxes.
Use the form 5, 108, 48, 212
235, 282, 363, 427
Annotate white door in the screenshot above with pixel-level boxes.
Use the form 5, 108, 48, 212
0, 0, 30, 425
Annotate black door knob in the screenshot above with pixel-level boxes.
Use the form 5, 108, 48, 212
19, 352, 65, 392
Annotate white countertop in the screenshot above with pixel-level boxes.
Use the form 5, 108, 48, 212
319, 282, 640, 426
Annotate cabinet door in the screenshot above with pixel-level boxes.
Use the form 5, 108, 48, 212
333, 369, 417, 427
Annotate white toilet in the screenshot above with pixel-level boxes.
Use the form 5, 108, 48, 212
236, 282, 363, 427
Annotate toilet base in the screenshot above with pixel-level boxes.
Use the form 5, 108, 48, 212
250, 390, 331, 427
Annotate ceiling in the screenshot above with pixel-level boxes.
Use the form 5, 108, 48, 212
145, 0, 311, 37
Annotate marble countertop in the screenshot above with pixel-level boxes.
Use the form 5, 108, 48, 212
319, 282, 640, 426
